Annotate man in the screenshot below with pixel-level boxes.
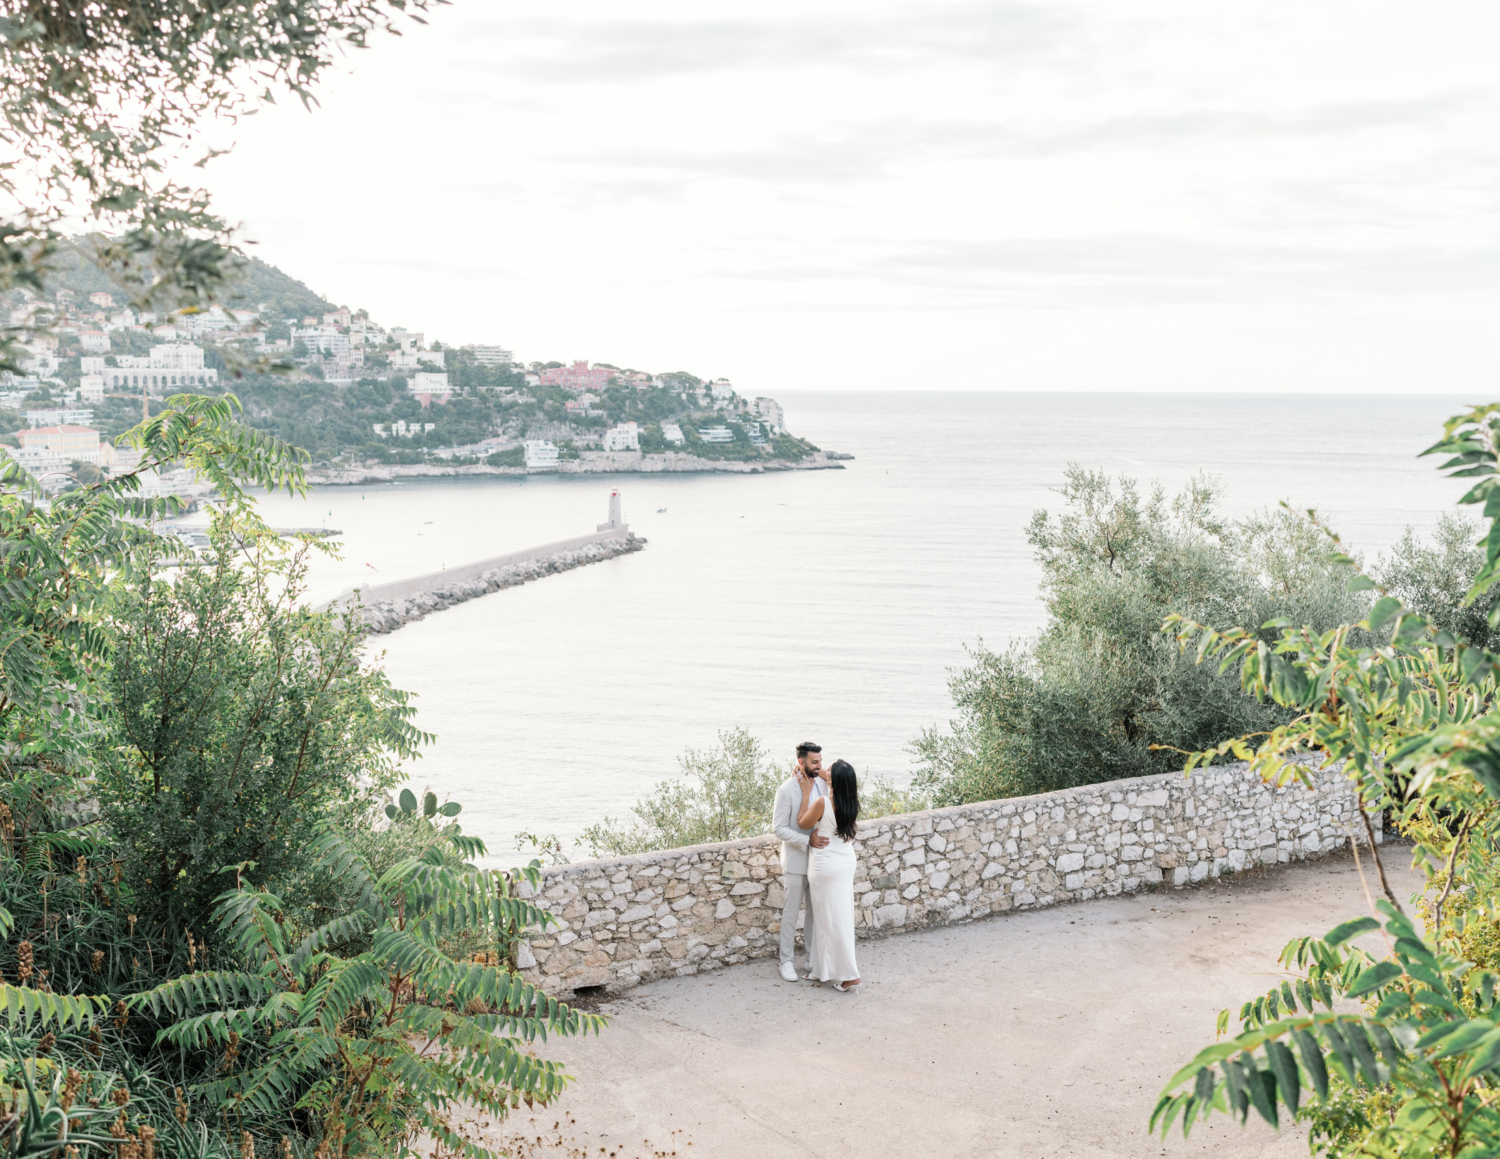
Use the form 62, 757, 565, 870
772, 741, 830, 982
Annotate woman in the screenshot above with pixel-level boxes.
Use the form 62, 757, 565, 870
797, 758, 862, 992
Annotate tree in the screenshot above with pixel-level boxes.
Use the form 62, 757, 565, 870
579, 728, 781, 857
1, 0, 437, 373
574, 728, 924, 860
1149, 404, 1500, 1156
100, 520, 427, 934
912, 469, 1370, 805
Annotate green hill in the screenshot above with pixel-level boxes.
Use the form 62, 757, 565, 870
43, 240, 335, 320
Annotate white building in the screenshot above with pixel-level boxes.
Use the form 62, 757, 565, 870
293, 327, 351, 358
372, 421, 437, 438
27, 408, 94, 427
105, 344, 218, 391
147, 343, 206, 371
698, 426, 734, 443
388, 348, 446, 370
660, 422, 685, 445
602, 422, 640, 452
709, 378, 734, 400
80, 356, 106, 374
78, 375, 105, 403
4, 445, 68, 479
19, 349, 58, 375
468, 344, 513, 366
410, 372, 451, 396
78, 331, 110, 352
524, 440, 559, 470
390, 329, 423, 351
755, 397, 784, 433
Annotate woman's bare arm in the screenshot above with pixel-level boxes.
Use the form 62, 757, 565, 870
797, 795, 825, 830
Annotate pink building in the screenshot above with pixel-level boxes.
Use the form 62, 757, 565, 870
538, 360, 612, 391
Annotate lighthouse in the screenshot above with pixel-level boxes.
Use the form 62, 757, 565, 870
597, 488, 627, 532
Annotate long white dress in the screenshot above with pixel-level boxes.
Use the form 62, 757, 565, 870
807, 794, 859, 984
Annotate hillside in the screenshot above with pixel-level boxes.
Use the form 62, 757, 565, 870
42, 240, 336, 319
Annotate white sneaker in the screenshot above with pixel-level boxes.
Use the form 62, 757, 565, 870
779, 962, 799, 982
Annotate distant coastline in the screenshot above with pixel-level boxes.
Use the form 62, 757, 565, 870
307, 449, 852, 485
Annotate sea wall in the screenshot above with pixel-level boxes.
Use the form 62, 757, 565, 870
516, 759, 1378, 995
348, 533, 645, 634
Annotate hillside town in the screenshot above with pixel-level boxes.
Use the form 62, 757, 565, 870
0, 277, 827, 489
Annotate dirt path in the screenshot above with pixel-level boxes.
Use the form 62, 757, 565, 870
474, 845, 1421, 1159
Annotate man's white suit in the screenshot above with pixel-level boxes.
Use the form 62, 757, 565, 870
772, 776, 820, 969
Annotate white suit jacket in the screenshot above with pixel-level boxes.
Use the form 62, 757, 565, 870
772, 776, 823, 875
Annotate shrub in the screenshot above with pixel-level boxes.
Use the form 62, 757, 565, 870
911, 470, 1372, 805
575, 728, 924, 859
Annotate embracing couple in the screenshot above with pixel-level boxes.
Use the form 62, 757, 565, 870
772, 741, 862, 992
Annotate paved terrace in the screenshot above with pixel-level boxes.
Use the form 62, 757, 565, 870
474, 847, 1421, 1159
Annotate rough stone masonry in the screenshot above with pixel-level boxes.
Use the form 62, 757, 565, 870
359, 533, 645, 634
515, 759, 1380, 996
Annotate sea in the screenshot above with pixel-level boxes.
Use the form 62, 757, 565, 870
244, 391, 1473, 857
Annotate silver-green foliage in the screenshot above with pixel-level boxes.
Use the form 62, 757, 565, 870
574, 728, 924, 860
910, 469, 1372, 805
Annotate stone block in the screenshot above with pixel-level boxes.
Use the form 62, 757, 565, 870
873, 904, 907, 928
715, 899, 736, 920
1055, 852, 1085, 873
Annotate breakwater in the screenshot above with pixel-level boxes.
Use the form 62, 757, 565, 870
515, 758, 1378, 996
324, 526, 645, 634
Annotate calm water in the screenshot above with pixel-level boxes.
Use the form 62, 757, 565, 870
247, 391, 1470, 854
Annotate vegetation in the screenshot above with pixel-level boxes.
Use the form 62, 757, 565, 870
0, 396, 600, 1158
1, 0, 436, 371
1147, 403, 1500, 1156
563, 728, 925, 861
910, 470, 1371, 804
911, 469, 1491, 806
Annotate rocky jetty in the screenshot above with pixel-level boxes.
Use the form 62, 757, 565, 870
356, 533, 646, 634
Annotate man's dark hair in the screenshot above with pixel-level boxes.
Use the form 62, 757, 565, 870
795, 741, 821, 758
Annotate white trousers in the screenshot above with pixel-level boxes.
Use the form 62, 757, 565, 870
780, 872, 820, 967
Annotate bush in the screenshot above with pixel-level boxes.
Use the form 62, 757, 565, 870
911, 470, 1371, 805
1, 397, 601, 1159
574, 728, 924, 859
100, 521, 426, 935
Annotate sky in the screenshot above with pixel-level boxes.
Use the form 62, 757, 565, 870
196, 0, 1500, 394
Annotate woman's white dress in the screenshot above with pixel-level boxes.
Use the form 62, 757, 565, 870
807, 795, 859, 984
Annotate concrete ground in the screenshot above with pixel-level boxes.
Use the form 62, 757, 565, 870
477, 846, 1421, 1159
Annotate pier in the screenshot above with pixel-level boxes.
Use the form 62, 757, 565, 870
322, 490, 645, 633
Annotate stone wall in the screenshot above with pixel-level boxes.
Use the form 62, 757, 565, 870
517, 759, 1379, 996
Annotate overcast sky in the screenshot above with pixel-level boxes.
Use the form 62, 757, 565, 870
198, 0, 1500, 393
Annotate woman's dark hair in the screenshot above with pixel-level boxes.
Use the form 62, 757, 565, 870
829, 759, 859, 841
